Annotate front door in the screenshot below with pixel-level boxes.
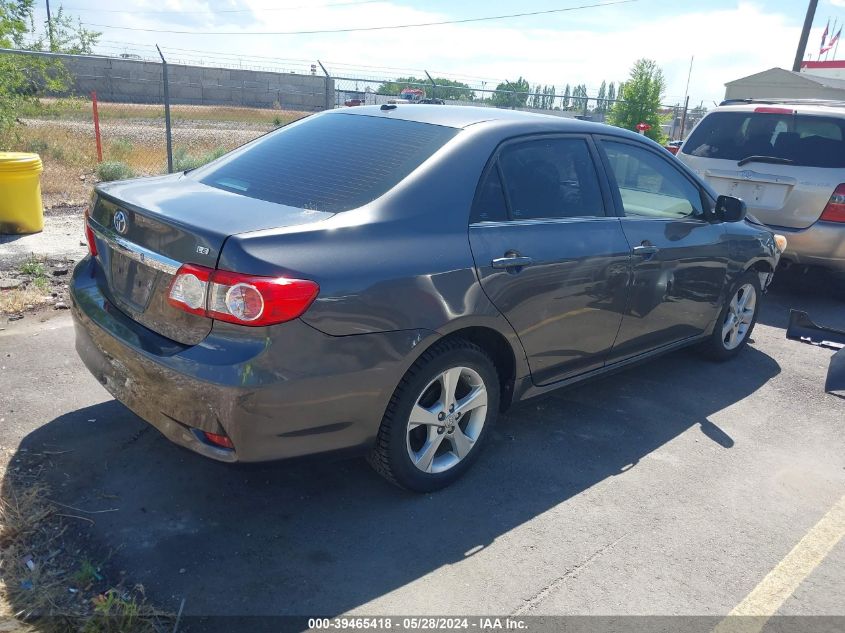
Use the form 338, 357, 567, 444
597, 138, 730, 362
468, 135, 631, 386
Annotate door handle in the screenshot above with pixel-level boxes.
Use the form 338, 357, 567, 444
632, 245, 659, 257
492, 255, 533, 269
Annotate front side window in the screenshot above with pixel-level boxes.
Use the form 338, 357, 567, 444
497, 138, 605, 220
602, 141, 702, 220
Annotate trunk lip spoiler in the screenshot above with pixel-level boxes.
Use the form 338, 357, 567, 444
88, 216, 182, 276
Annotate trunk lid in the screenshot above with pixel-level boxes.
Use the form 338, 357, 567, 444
89, 174, 333, 345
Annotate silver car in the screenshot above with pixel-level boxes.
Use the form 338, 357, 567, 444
678, 100, 845, 272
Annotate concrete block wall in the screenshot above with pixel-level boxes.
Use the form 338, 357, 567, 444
36, 52, 333, 111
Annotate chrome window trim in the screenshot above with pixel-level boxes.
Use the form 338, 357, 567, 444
88, 217, 181, 275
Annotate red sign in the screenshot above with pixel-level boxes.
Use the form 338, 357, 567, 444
636, 122, 652, 132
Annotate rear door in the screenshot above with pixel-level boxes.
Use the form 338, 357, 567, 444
597, 137, 729, 361
679, 109, 845, 228
468, 135, 631, 386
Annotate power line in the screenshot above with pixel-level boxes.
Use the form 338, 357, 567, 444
63, 0, 385, 14
81, 0, 638, 36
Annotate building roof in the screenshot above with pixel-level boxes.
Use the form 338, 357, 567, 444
725, 67, 845, 91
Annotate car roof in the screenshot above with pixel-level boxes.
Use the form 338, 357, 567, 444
326, 104, 615, 132
715, 100, 845, 117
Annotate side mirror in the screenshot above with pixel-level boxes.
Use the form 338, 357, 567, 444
715, 195, 747, 223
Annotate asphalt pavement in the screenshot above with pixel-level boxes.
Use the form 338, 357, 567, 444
1, 271, 843, 630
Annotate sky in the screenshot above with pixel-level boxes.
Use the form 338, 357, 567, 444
27, 0, 845, 106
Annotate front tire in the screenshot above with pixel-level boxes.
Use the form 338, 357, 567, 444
368, 339, 500, 492
699, 271, 762, 361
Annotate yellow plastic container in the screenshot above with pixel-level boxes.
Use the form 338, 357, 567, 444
0, 152, 44, 234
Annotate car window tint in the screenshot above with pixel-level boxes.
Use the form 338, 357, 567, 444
602, 141, 702, 219
498, 138, 605, 220
196, 114, 458, 213
682, 111, 845, 168
471, 163, 508, 223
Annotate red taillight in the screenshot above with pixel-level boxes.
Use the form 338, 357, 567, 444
754, 106, 795, 114
203, 431, 234, 449
167, 263, 319, 326
820, 184, 845, 223
167, 263, 211, 317
84, 208, 98, 257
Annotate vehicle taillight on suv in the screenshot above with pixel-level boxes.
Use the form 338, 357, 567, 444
167, 263, 319, 326
820, 184, 845, 223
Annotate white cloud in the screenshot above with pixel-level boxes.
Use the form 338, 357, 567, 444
80, 0, 804, 106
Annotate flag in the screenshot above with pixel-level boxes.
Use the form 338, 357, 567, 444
820, 20, 830, 55
822, 26, 841, 55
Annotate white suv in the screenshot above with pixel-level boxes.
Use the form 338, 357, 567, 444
678, 99, 845, 272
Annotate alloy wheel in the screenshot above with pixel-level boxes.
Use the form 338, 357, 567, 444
721, 283, 757, 350
405, 366, 488, 474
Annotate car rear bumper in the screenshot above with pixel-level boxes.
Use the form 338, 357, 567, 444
774, 221, 845, 272
70, 257, 435, 462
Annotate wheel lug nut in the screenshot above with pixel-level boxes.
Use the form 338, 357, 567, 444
449, 405, 455, 412
438, 412, 445, 421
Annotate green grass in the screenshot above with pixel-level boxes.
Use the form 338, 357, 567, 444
173, 145, 227, 172
32, 98, 307, 126
19, 257, 51, 293
20, 258, 47, 277
71, 559, 101, 588
96, 160, 135, 182
109, 138, 134, 161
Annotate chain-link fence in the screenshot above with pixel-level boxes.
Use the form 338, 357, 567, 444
1, 47, 706, 209
1, 48, 325, 207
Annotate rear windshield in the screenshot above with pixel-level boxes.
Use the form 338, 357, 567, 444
682, 111, 845, 168
197, 113, 458, 212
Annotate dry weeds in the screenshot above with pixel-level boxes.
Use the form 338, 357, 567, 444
0, 449, 172, 632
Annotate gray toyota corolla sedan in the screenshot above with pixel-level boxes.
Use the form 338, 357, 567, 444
71, 105, 780, 491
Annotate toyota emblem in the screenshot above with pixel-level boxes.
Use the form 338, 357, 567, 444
113, 210, 129, 235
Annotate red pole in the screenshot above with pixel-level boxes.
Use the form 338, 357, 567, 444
91, 91, 103, 163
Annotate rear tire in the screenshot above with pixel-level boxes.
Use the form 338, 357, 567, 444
698, 271, 762, 361
368, 338, 499, 492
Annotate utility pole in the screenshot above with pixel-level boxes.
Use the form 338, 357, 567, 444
45, 0, 54, 51
793, 0, 818, 72
679, 56, 693, 140
156, 45, 173, 174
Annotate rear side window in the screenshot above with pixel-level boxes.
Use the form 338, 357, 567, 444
471, 165, 508, 222
497, 138, 605, 220
682, 111, 845, 168
197, 114, 458, 212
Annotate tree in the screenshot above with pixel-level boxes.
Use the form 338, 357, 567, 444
1, 0, 100, 146
607, 82, 616, 106
571, 84, 588, 112
491, 77, 530, 109
376, 76, 424, 96
429, 77, 473, 101
544, 85, 556, 110
29, 5, 99, 53
595, 81, 607, 113
561, 84, 571, 110
606, 59, 666, 143
376, 76, 473, 101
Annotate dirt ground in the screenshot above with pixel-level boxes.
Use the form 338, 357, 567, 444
0, 208, 87, 319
